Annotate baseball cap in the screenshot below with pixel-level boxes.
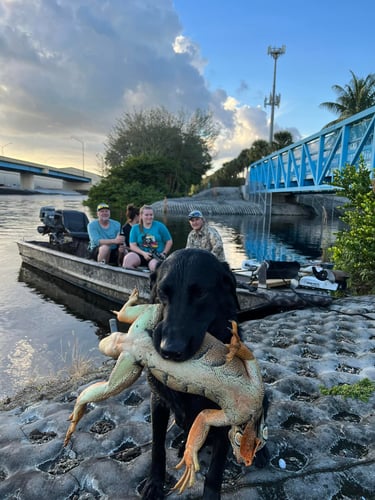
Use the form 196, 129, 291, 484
188, 210, 203, 219
97, 202, 110, 211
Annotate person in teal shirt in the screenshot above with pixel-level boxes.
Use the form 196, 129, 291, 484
87, 202, 124, 264
123, 205, 173, 271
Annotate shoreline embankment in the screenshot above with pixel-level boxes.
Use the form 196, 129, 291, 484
1, 185, 347, 218
152, 187, 347, 217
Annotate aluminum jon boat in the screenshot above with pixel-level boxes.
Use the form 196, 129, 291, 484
17, 206, 333, 320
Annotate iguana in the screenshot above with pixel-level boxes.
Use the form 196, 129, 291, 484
64, 288, 266, 493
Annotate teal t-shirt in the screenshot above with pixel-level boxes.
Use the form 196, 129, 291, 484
87, 219, 121, 250
129, 221, 171, 253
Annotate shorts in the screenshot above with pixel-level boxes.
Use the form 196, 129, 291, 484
89, 246, 119, 265
137, 253, 150, 266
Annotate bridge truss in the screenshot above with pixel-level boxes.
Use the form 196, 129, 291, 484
247, 105, 375, 194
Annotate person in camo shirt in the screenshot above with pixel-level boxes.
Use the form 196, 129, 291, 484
185, 210, 226, 262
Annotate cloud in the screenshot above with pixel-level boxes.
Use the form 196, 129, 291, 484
212, 99, 269, 169
173, 35, 207, 74
0, 0, 282, 171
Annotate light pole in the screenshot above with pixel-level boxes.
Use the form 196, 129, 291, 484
1, 142, 12, 155
71, 136, 85, 176
264, 45, 286, 144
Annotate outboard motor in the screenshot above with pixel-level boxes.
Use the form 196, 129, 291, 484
38, 206, 65, 244
37, 206, 89, 256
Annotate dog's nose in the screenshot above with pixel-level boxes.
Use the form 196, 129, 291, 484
159, 337, 187, 361
160, 348, 184, 361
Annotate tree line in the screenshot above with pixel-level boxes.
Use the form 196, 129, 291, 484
85, 70, 375, 220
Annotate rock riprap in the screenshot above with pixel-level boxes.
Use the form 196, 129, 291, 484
0, 296, 374, 499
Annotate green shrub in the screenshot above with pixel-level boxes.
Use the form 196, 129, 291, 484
320, 378, 375, 402
330, 157, 375, 294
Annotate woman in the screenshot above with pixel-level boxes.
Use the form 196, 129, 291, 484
122, 204, 140, 247
123, 205, 173, 271
119, 204, 140, 266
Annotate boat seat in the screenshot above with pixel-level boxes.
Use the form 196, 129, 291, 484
60, 210, 89, 240
257, 260, 300, 287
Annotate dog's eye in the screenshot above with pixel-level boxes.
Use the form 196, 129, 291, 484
190, 285, 208, 301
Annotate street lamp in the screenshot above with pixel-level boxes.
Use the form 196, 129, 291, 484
1, 142, 12, 155
71, 136, 85, 177
264, 45, 286, 144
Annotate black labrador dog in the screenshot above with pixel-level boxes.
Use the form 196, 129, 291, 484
141, 248, 269, 499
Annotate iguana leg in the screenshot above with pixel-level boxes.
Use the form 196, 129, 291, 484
226, 320, 254, 362
172, 409, 230, 494
105, 288, 151, 359
99, 331, 126, 359
64, 350, 142, 446
111, 288, 150, 324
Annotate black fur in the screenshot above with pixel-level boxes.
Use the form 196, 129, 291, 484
141, 249, 268, 499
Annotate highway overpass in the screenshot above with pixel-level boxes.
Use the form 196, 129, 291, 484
0, 156, 92, 192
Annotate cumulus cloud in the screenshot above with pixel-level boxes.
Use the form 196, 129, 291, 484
173, 35, 207, 74
213, 99, 269, 168
0, 0, 281, 171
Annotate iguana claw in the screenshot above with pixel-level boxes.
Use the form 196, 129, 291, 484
172, 449, 200, 494
64, 403, 87, 446
226, 320, 254, 362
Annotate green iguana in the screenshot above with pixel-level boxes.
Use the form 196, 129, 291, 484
64, 288, 266, 493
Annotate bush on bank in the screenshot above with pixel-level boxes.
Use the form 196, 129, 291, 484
330, 157, 375, 294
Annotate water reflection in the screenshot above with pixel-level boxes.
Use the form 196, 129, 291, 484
18, 264, 118, 334
5, 339, 36, 394
242, 214, 340, 263
165, 213, 340, 268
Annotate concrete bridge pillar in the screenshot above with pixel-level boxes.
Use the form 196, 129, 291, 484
20, 172, 34, 190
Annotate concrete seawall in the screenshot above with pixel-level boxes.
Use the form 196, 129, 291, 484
152, 187, 336, 217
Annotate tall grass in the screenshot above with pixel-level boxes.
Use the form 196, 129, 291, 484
59, 331, 95, 382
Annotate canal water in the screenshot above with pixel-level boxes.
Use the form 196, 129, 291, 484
0, 194, 341, 398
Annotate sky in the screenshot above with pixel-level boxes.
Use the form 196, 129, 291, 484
0, 0, 374, 175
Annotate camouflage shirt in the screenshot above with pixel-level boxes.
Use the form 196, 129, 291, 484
186, 223, 226, 261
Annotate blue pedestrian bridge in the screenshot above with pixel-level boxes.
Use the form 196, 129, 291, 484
247, 105, 375, 195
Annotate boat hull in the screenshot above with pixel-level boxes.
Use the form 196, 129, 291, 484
17, 240, 152, 304
17, 240, 333, 317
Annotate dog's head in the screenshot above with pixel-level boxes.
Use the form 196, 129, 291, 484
150, 248, 239, 361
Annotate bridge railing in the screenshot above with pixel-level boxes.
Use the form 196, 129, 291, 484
247, 105, 375, 194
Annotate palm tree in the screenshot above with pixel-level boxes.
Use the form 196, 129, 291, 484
320, 70, 375, 127
248, 139, 271, 163
272, 131, 293, 151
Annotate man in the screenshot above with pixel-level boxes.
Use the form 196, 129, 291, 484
185, 209, 226, 261
87, 202, 124, 264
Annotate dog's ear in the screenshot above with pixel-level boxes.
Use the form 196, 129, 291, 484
149, 260, 165, 303
149, 269, 158, 303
